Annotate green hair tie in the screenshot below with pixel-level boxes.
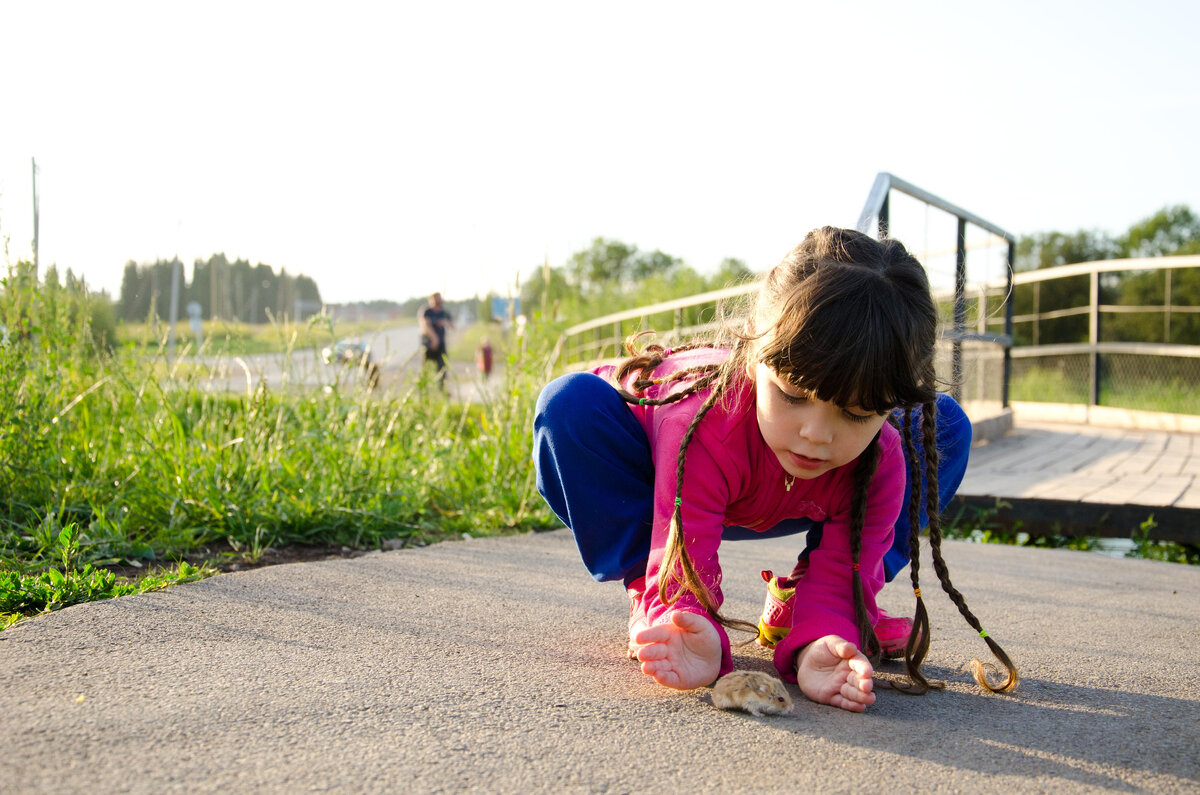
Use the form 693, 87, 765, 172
979, 629, 989, 639
674, 497, 682, 507
638, 398, 648, 405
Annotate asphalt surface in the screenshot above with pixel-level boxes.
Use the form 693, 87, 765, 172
3, 530, 1198, 793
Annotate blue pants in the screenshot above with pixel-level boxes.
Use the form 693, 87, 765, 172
533, 373, 971, 585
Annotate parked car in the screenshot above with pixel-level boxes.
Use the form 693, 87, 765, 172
321, 339, 380, 389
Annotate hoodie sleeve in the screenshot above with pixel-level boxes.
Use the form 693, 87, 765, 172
772, 427, 905, 682
640, 411, 738, 680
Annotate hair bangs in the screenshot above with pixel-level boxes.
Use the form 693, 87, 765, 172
757, 267, 932, 412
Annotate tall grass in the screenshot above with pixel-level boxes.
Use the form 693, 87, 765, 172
1, 263, 557, 627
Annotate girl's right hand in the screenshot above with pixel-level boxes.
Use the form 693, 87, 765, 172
795, 635, 876, 712
632, 610, 722, 691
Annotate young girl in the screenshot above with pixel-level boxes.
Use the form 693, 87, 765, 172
533, 227, 1018, 712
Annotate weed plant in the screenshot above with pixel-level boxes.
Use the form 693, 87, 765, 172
944, 499, 1199, 563
1, 264, 557, 628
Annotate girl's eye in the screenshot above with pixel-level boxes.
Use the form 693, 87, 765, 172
842, 410, 876, 424
777, 385, 808, 405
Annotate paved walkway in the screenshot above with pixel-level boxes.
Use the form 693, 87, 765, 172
3, 530, 1199, 792
957, 417, 1200, 544
962, 421, 1200, 508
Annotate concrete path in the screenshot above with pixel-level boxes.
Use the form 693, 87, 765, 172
961, 421, 1200, 510
3, 530, 1198, 793
955, 417, 1200, 545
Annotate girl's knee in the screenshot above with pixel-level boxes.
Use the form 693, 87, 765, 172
536, 372, 609, 423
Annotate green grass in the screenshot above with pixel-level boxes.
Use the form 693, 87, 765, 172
1008, 368, 1090, 404
7, 264, 1198, 627
1, 264, 558, 629
1010, 367, 1200, 415
117, 317, 407, 356
1103, 380, 1199, 415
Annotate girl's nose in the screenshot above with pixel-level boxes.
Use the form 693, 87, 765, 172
798, 405, 835, 445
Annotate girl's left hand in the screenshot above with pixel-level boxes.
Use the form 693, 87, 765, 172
795, 635, 876, 712
633, 610, 722, 691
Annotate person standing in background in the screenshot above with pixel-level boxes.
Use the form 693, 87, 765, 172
420, 292, 454, 390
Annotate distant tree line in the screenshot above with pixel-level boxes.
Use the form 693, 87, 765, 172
118, 254, 321, 323
519, 236, 754, 324
1012, 205, 1200, 345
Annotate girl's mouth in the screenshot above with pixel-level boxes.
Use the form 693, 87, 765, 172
789, 452, 826, 471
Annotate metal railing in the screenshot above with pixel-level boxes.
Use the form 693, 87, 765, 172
980, 255, 1200, 413
858, 173, 1015, 406
555, 173, 1017, 410
553, 282, 757, 369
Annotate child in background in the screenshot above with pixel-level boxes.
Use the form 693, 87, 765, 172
477, 337, 494, 380
533, 227, 1017, 712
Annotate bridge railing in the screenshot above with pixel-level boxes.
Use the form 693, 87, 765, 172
555, 173, 1018, 415
552, 282, 757, 370
554, 175, 1200, 418
980, 255, 1200, 414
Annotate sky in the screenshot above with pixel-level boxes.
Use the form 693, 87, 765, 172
1, 1, 1198, 305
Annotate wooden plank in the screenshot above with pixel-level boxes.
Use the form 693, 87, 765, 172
1148, 455, 1188, 476
1028, 475, 1121, 501
1108, 452, 1162, 476
1086, 475, 1191, 506
1175, 480, 1200, 509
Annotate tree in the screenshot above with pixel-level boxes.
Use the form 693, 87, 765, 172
1118, 205, 1200, 258
520, 264, 572, 320
630, 249, 681, 281
567, 238, 639, 293
118, 261, 148, 321
1015, 230, 1120, 272
1013, 204, 1200, 345
1110, 205, 1200, 343
709, 257, 754, 288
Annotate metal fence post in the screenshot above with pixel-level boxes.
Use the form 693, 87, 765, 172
1089, 267, 1101, 406
1003, 240, 1014, 408
1165, 268, 1173, 343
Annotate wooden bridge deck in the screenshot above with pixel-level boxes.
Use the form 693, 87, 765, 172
955, 419, 1200, 545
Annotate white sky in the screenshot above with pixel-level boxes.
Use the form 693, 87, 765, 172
2, 1, 1198, 304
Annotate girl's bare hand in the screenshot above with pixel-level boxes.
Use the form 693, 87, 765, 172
795, 635, 876, 712
633, 610, 722, 690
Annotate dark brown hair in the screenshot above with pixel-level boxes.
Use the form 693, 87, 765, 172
614, 226, 1018, 694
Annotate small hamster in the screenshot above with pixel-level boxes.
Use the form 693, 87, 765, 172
711, 670, 793, 716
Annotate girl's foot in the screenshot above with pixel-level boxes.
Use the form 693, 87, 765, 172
632, 610, 722, 690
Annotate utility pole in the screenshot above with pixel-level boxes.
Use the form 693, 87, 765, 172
31, 158, 40, 279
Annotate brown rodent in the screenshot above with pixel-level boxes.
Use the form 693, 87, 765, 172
711, 670, 793, 716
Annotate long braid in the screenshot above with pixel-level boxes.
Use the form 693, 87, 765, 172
849, 432, 883, 662
615, 334, 756, 635
656, 370, 758, 635
895, 405, 941, 694
922, 400, 1020, 693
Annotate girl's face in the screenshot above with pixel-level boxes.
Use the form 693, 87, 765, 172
754, 362, 889, 480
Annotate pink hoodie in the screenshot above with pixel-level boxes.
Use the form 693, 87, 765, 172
602, 348, 904, 682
